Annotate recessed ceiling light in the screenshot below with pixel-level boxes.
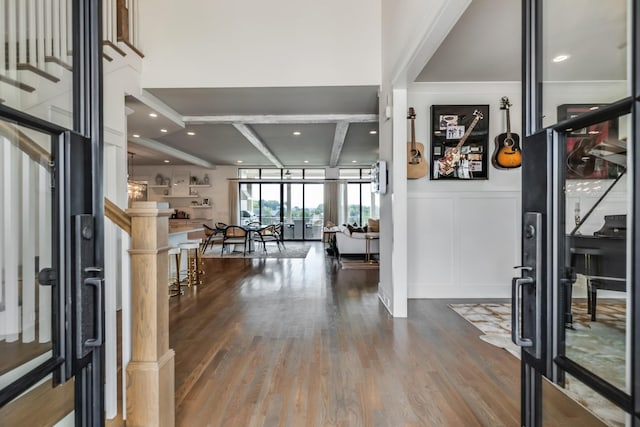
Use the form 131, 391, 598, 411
369, 130, 378, 135
589, 106, 599, 111
293, 131, 301, 136
187, 131, 196, 136
149, 112, 158, 118
552, 54, 570, 63
160, 128, 168, 133
164, 159, 170, 163
132, 134, 140, 138
303, 160, 309, 163
351, 160, 357, 163
236, 160, 243, 164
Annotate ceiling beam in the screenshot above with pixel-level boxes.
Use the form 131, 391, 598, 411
232, 123, 284, 169
136, 89, 186, 128
183, 113, 378, 125
130, 137, 214, 168
329, 121, 350, 168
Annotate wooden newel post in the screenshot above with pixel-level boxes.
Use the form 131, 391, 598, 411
125, 202, 175, 427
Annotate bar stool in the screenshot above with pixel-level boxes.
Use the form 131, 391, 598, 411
168, 247, 183, 297
179, 240, 204, 287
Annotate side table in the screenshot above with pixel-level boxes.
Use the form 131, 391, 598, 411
365, 233, 379, 264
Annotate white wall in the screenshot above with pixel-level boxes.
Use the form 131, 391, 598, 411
137, 0, 381, 88
377, 0, 471, 315
133, 165, 236, 224
406, 82, 522, 298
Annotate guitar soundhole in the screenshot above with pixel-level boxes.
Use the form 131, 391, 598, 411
411, 149, 422, 164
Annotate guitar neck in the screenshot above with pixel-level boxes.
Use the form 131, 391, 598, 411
505, 107, 512, 138
455, 115, 481, 150
410, 118, 416, 149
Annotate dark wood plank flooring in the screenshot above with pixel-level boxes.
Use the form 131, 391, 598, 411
169, 243, 605, 427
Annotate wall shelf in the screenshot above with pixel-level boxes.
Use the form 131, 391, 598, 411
188, 184, 211, 188
190, 205, 212, 209
148, 184, 169, 188
163, 195, 198, 199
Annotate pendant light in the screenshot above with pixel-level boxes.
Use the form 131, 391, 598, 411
127, 152, 147, 204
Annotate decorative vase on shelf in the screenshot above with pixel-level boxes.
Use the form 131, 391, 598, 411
203, 174, 210, 185
155, 174, 164, 185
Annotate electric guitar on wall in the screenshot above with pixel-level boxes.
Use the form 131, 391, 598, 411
436, 110, 484, 176
491, 96, 522, 169
407, 107, 428, 179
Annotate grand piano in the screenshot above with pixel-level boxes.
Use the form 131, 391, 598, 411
567, 215, 626, 322
565, 140, 627, 324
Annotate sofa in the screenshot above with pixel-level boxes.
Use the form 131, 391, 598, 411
334, 218, 380, 259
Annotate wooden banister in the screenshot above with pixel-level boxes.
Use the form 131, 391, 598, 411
104, 197, 131, 235
0, 121, 51, 166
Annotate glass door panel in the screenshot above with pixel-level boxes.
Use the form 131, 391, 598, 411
288, 183, 303, 240
0, 119, 74, 424
303, 183, 323, 240
540, 1, 629, 130
239, 183, 259, 225
0, 0, 75, 128
556, 113, 631, 425
259, 184, 281, 225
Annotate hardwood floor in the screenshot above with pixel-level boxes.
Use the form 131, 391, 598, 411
168, 243, 604, 426
0, 242, 607, 426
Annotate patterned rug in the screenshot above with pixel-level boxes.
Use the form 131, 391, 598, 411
450, 301, 626, 427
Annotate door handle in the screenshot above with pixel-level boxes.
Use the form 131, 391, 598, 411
512, 276, 534, 347
84, 277, 103, 348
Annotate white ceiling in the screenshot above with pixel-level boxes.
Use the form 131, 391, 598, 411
127, 0, 627, 167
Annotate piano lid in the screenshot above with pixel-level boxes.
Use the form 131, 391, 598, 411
594, 214, 626, 237
588, 138, 627, 168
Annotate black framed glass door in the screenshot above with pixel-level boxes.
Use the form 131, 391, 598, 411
520, 0, 637, 425
0, 0, 105, 425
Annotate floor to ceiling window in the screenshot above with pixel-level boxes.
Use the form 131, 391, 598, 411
237, 168, 325, 240
340, 168, 378, 226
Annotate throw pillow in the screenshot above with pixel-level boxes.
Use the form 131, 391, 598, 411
347, 224, 365, 233
368, 218, 379, 232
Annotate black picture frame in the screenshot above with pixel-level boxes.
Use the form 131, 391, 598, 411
557, 104, 621, 179
430, 104, 490, 180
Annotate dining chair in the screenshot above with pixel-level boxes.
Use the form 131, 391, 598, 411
252, 224, 282, 253
221, 225, 248, 256
273, 223, 285, 249
201, 223, 223, 254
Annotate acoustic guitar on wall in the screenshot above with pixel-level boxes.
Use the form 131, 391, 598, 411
407, 107, 428, 179
491, 96, 522, 169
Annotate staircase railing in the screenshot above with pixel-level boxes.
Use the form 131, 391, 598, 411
1, 0, 73, 82
103, 0, 143, 57
105, 197, 131, 236
1, 0, 142, 86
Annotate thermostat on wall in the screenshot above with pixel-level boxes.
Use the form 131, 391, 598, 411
371, 160, 387, 194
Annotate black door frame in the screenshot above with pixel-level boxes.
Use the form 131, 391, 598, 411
0, 0, 105, 425
521, 0, 640, 425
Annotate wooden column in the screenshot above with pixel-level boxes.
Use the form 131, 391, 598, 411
125, 201, 175, 427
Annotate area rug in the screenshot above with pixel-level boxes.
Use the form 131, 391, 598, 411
450, 301, 626, 427
201, 243, 311, 259
340, 259, 379, 270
